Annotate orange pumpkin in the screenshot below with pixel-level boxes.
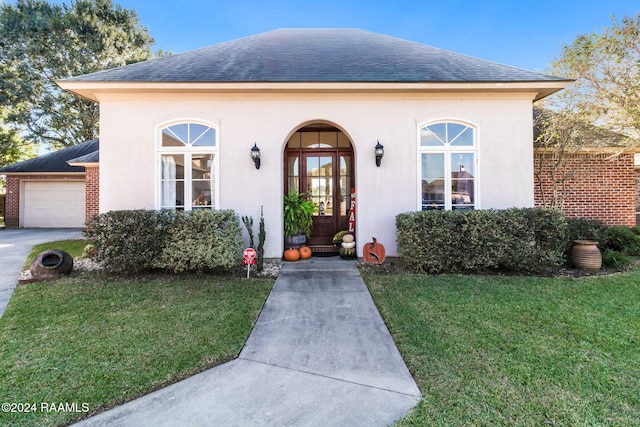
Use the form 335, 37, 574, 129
363, 237, 385, 264
299, 246, 312, 260
283, 248, 301, 262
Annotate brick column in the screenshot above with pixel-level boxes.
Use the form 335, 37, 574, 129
5, 176, 20, 228
85, 165, 100, 224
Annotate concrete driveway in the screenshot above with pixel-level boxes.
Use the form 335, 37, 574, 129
0, 228, 84, 318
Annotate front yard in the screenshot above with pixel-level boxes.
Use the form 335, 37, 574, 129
366, 268, 640, 426
0, 272, 273, 427
2, 237, 639, 426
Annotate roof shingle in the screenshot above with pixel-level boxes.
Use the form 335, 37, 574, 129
0, 139, 99, 173
61, 29, 567, 84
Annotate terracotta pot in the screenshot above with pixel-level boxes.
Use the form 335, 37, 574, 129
571, 240, 602, 270
30, 249, 74, 280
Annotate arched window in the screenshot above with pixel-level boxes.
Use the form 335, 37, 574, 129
158, 122, 218, 210
418, 121, 477, 210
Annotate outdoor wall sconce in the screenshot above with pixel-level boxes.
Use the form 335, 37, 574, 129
251, 143, 261, 169
375, 141, 384, 167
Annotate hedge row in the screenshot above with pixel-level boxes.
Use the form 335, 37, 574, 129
85, 209, 243, 274
396, 208, 567, 274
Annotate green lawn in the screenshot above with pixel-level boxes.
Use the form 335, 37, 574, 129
365, 269, 640, 426
0, 272, 273, 427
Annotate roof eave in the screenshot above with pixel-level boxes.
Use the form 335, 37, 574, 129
57, 80, 572, 103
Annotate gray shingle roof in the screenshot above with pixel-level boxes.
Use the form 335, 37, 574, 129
61, 29, 566, 84
0, 139, 99, 173
67, 149, 99, 164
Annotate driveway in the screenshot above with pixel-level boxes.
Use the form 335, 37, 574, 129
0, 228, 84, 318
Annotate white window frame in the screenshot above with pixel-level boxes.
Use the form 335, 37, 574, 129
417, 120, 480, 211
156, 120, 220, 211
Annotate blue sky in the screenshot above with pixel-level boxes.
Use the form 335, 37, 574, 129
3, 0, 639, 71
103, 0, 640, 73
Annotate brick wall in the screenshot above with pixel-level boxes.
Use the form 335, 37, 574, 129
84, 166, 99, 223
3, 174, 86, 228
534, 152, 636, 226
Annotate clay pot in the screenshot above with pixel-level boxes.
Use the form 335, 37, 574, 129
571, 240, 602, 271
30, 249, 74, 280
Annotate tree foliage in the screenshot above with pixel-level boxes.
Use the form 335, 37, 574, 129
0, 0, 155, 149
548, 14, 640, 142
533, 14, 640, 210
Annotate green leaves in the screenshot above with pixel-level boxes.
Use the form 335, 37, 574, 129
0, 0, 155, 149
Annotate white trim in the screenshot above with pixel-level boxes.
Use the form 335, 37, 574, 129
417, 120, 480, 211
58, 80, 571, 103
156, 120, 220, 211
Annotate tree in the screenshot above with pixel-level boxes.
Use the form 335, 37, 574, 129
0, 0, 155, 150
534, 14, 640, 210
549, 14, 640, 142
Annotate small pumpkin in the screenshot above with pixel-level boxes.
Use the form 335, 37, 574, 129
341, 241, 356, 249
339, 246, 356, 258
363, 237, 385, 264
342, 234, 355, 243
299, 246, 312, 260
283, 248, 301, 262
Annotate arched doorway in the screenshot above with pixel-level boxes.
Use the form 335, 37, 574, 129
284, 123, 355, 252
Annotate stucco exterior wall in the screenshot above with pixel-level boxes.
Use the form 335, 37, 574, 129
98, 92, 536, 258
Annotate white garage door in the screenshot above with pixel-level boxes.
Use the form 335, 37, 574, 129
23, 181, 86, 228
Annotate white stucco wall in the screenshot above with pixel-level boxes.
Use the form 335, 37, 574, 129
98, 91, 536, 258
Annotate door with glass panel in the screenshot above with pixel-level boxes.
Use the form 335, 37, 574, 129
285, 126, 354, 246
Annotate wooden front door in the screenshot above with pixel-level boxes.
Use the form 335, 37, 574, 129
285, 126, 354, 246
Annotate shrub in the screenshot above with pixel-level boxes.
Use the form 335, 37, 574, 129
566, 219, 640, 256
604, 226, 640, 256
85, 209, 243, 274
158, 210, 243, 273
85, 210, 175, 274
602, 249, 633, 268
396, 208, 566, 275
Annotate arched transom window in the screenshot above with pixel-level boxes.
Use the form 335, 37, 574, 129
418, 121, 477, 211
158, 122, 218, 210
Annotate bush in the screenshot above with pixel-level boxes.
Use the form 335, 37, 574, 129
158, 210, 243, 273
566, 218, 640, 256
86, 209, 243, 274
85, 210, 175, 274
604, 226, 640, 256
396, 208, 566, 275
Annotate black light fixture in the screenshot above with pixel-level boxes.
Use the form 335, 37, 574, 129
250, 143, 261, 169
375, 140, 384, 167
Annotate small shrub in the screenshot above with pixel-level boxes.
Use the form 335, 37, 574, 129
158, 210, 243, 273
604, 226, 640, 256
602, 249, 632, 268
396, 208, 566, 275
85, 210, 174, 274
86, 209, 242, 274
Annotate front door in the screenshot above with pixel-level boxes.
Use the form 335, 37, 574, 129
285, 125, 354, 247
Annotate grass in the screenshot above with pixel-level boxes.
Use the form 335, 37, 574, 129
0, 272, 273, 427
365, 269, 640, 426
22, 239, 87, 270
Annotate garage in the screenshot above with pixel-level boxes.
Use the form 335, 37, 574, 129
0, 139, 98, 228
23, 181, 86, 228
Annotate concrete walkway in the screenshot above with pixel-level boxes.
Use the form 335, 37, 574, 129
75, 258, 421, 426
0, 228, 84, 318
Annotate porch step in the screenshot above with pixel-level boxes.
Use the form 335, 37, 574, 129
308, 245, 339, 256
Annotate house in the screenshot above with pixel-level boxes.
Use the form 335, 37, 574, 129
0, 139, 99, 228
40, 28, 570, 257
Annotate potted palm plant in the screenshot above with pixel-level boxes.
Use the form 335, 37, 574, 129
283, 191, 316, 248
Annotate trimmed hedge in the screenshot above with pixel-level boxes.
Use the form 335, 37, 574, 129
396, 208, 567, 274
85, 209, 243, 274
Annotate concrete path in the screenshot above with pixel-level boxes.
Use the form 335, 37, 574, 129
74, 258, 421, 426
0, 228, 84, 318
